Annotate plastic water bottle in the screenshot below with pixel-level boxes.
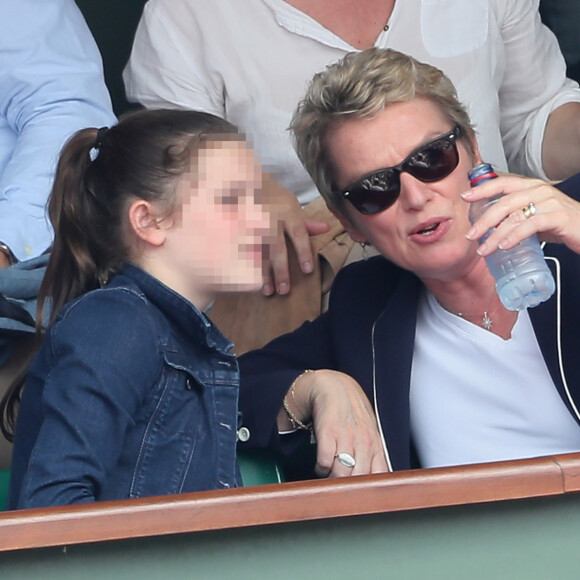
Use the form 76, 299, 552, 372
467, 163, 555, 311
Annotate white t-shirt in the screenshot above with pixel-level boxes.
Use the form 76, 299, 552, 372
410, 291, 580, 468
124, 0, 580, 204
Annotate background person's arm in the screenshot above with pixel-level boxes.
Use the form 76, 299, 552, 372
495, 0, 580, 180
0, 0, 115, 264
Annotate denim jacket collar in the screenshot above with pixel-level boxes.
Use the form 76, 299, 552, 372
118, 263, 233, 355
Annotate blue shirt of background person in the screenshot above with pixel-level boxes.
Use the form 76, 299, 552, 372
3, 109, 270, 509
0, 0, 115, 266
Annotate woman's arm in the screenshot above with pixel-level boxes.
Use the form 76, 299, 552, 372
542, 103, 580, 180
495, 0, 580, 179
280, 369, 388, 477
239, 309, 388, 479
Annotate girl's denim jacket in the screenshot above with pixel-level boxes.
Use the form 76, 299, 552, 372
9, 263, 242, 509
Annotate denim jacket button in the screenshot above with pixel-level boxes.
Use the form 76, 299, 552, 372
237, 426, 250, 442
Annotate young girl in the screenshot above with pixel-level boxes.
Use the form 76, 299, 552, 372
4, 109, 270, 509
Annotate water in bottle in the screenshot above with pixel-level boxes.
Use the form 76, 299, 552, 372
467, 163, 555, 311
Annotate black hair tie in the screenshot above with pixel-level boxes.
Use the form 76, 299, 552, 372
93, 126, 109, 150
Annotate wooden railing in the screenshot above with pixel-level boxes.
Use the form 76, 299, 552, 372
1, 452, 580, 553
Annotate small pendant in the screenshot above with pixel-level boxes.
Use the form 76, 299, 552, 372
481, 311, 493, 330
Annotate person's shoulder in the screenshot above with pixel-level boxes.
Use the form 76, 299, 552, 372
1, 0, 87, 38
63, 281, 149, 318
142, 0, 229, 20
46, 282, 165, 376
330, 256, 413, 309
335, 255, 408, 289
52, 280, 160, 345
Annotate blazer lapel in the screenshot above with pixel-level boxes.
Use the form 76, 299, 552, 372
371, 273, 421, 471
529, 257, 559, 390
531, 252, 580, 422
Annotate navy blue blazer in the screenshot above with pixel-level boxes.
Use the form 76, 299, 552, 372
239, 175, 580, 472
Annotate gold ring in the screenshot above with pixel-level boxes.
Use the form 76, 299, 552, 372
522, 202, 537, 219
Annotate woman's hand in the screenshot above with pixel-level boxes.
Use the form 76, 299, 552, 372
278, 369, 389, 478
463, 174, 580, 255
262, 174, 330, 296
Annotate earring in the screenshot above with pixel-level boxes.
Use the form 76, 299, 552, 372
360, 242, 369, 261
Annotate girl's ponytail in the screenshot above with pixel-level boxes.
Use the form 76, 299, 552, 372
37, 127, 114, 328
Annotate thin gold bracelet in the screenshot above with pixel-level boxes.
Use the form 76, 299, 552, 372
282, 370, 314, 431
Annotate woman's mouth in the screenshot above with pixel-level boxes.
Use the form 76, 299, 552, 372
410, 219, 451, 243
418, 223, 439, 235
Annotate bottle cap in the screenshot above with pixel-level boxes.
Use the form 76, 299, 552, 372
468, 163, 497, 186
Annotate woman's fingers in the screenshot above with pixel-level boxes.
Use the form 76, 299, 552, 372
292, 370, 388, 478
464, 175, 580, 255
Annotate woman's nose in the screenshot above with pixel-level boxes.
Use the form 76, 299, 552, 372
398, 171, 433, 211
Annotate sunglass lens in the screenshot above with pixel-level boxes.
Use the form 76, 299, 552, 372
406, 138, 459, 182
349, 176, 400, 215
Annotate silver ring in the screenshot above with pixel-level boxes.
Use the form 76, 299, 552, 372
522, 202, 537, 219
336, 452, 356, 468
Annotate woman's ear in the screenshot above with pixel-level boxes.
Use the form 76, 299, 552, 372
329, 206, 367, 244
127, 200, 168, 247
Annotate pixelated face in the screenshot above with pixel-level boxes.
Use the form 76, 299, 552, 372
165, 139, 271, 308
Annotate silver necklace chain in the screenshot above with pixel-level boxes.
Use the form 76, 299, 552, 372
457, 309, 493, 330
437, 291, 497, 331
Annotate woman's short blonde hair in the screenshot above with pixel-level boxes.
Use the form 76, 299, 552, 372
290, 48, 476, 211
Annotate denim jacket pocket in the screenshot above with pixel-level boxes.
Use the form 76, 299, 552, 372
129, 365, 205, 498
421, 0, 488, 57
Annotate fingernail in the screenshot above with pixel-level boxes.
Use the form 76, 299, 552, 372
476, 243, 487, 256
262, 284, 274, 296
302, 261, 313, 274
461, 190, 473, 199
465, 227, 476, 240
278, 282, 289, 295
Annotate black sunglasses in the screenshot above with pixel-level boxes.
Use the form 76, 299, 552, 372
336, 126, 462, 215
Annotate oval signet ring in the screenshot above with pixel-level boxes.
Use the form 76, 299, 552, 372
336, 452, 356, 468
522, 201, 537, 219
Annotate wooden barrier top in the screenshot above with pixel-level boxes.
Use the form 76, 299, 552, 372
1, 452, 580, 553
